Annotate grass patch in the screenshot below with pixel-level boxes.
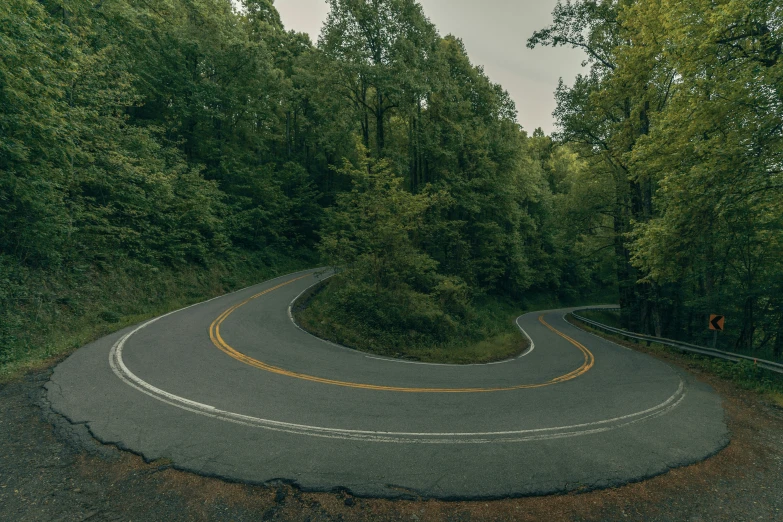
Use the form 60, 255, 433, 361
401, 332, 523, 365
295, 277, 618, 365
0, 251, 315, 383
568, 315, 783, 400
295, 278, 618, 364
294, 278, 529, 364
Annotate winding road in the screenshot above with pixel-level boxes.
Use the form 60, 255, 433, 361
47, 268, 728, 499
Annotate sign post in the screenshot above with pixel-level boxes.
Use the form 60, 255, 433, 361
709, 314, 725, 348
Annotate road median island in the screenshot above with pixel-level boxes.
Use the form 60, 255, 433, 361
292, 275, 529, 365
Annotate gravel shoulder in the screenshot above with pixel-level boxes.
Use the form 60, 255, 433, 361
2, 338, 782, 521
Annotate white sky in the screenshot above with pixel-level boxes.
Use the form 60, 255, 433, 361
273, 0, 586, 135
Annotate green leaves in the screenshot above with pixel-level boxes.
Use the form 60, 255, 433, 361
320, 142, 439, 287
317, 142, 469, 344
0, 0, 624, 359
532, 0, 783, 353
0, 0, 77, 266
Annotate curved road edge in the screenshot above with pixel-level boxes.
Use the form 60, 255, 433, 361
44, 268, 730, 499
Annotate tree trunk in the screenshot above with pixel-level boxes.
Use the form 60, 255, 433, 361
376, 90, 385, 155
361, 79, 370, 149
285, 111, 291, 158
773, 314, 783, 360
737, 295, 755, 352
409, 113, 416, 192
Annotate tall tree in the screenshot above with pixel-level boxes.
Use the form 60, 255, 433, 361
319, 0, 437, 157
529, 0, 672, 333
627, 0, 783, 351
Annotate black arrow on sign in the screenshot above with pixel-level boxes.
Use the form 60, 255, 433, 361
710, 315, 724, 330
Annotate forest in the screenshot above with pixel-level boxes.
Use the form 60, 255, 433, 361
1, 0, 781, 374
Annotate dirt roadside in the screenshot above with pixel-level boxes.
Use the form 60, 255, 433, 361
2, 338, 782, 521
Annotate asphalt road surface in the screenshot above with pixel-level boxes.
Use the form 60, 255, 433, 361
47, 268, 728, 499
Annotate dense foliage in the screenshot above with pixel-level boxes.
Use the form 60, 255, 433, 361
529, 0, 783, 359
5, 0, 779, 366
1, 0, 614, 370
26, 0, 783, 370
308, 0, 616, 350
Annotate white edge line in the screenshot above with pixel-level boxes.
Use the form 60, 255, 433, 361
108, 275, 688, 443
363, 318, 535, 367
516, 315, 535, 357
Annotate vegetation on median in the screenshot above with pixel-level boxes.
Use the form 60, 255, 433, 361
294, 277, 528, 364
296, 146, 614, 364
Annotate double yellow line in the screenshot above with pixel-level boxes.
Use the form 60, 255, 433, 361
209, 274, 595, 393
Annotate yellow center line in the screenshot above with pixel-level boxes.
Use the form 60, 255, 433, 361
208, 275, 595, 393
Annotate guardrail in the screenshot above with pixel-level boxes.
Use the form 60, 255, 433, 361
569, 308, 783, 375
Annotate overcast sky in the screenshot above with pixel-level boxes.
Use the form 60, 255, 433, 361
273, 0, 585, 135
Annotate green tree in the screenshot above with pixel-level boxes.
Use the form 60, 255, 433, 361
319, 143, 469, 343
1, 0, 76, 267
529, 0, 673, 333
626, 0, 783, 352
318, 0, 437, 157
532, 0, 783, 357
